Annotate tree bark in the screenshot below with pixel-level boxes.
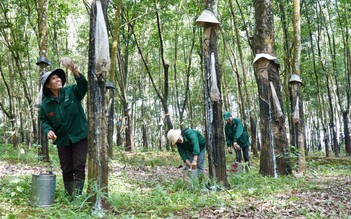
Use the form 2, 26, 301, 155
107, 0, 122, 157
87, 0, 110, 211
36, 0, 50, 162
291, 0, 307, 172
107, 88, 115, 158
201, 0, 229, 187
252, 0, 291, 177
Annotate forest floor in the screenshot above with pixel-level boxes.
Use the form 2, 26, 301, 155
115, 162, 351, 218
1, 146, 351, 218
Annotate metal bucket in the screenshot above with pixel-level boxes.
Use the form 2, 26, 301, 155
31, 173, 56, 207
230, 162, 250, 173
182, 169, 198, 181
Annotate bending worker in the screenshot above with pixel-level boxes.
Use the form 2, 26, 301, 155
167, 128, 206, 175
223, 111, 250, 165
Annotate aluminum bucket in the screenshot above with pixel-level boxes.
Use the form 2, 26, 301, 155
31, 173, 56, 207
182, 169, 198, 181
230, 162, 250, 173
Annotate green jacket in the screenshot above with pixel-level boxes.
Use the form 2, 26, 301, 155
39, 74, 88, 147
176, 129, 206, 162
224, 118, 250, 148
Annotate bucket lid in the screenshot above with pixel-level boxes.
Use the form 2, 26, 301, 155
36, 56, 51, 66
253, 53, 278, 65
289, 74, 303, 85
195, 10, 220, 28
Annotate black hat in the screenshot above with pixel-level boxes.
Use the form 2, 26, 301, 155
40, 69, 66, 97
36, 56, 51, 66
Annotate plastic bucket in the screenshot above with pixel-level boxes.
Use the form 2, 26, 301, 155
31, 173, 56, 207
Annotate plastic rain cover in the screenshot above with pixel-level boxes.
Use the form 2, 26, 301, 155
95, 1, 110, 79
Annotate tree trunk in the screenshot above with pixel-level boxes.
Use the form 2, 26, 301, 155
107, 0, 122, 157
142, 123, 148, 149
290, 83, 307, 172
291, 0, 307, 172
87, 0, 110, 211
116, 116, 122, 146
343, 112, 351, 155
124, 104, 134, 152
252, 0, 291, 177
201, 0, 229, 187
107, 88, 115, 158
36, 0, 50, 162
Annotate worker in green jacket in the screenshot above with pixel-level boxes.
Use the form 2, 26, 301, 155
223, 111, 250, 165
167, 128, 206, 174
39, 57, 88, 198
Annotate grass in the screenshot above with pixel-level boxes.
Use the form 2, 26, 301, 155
1, 143, 351, 218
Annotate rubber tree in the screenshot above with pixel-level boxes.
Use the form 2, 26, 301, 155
107, 0, 122, 157
197, 0, 229, 187
252, 0, 291, 177
87, 0, 110, 213
289, 0, 307, 172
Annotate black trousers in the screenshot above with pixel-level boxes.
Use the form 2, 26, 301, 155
57, 138, 88, 182
235, 145, 250, 164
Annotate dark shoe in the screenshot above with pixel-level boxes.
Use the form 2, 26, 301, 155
64, 181, 74, 197
74, 181, 84, 196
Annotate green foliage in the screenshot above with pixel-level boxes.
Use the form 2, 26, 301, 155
1, 0, 351, 216
0, 144, 38, 164
227, 172, 305, 198
109, 180, 220, 218
306, 156, 351, 178
113, 146, 182, 167
1, 146, 351, 218
0, 176, 31, 206
276, 145, 301, 171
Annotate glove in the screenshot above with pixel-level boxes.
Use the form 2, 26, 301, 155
60, 57, 75, 70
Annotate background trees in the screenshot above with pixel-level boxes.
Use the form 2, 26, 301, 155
0, 0, 350, 177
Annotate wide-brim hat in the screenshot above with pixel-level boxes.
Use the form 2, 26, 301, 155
223, 111, 232, 121
167, 129, 181, 145
40, 68, 66, 97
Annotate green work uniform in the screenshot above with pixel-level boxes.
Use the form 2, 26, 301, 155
176, 129, 206, 162
224, 118, 250, 148
39, 74, 88, 147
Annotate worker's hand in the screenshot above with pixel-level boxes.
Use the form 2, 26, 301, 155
60, 57, 74, 70
191, 160, 197, 170
60, 57, 75, 70
61, 57, 80, 77
185, 160, 192, 168
47, 130, 57, 141
233, 143, 240, 150
228, 146, 233, 154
